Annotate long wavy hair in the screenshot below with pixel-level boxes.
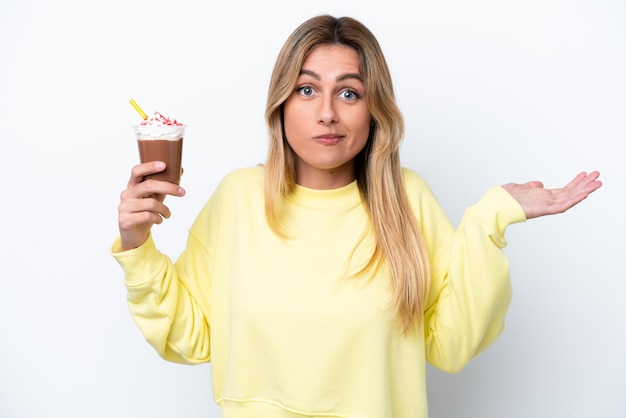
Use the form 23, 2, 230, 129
264, 15, 430, 332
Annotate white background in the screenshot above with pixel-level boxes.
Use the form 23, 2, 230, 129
1, 0, 624, 417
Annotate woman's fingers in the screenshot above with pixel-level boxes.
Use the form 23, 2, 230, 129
121, 177, 186, 202
117, 164, 187, 251
119, 194, 172, 221
127, 161, 166, 187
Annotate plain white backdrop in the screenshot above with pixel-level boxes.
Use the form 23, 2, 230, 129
1, 0, 624, 417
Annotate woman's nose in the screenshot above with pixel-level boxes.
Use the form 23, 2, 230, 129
316, 95, 338, 125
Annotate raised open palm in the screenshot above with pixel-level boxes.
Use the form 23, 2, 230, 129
501, 171, 602, 219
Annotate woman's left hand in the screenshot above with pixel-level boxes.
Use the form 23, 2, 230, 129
501, 171, 602, 219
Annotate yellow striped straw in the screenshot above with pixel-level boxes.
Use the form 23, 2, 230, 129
129, 99, 148, 120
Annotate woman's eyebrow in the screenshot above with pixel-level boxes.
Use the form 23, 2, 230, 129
337, 73, 363, 82
299, 69, 320, 80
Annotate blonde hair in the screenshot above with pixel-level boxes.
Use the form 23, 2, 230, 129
264, 15, 430, 332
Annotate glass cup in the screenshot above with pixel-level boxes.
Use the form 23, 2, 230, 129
134, 125, 185, 185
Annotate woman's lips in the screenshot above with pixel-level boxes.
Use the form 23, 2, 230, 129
313, 134, 344, 146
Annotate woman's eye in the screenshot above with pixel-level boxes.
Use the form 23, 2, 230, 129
298, 86, 315, 96
340, 89, 360, 101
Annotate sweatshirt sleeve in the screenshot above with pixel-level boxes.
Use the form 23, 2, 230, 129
110, 226, 213, 365
405, 171, 527, 373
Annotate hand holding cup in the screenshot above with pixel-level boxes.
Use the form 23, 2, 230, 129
118, 101, 187, 250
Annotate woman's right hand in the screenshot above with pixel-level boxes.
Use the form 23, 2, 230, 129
117, 161, 186, 251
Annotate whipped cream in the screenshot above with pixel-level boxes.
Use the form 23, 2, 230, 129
135, 111, 185, 140
139, 111, 183, 127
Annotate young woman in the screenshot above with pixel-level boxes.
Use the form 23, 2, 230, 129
112, 15, 602, 418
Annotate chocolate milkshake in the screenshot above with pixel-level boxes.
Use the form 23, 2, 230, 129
134, 112, 185, 185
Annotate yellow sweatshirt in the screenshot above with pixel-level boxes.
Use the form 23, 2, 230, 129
111, 166, 526, 417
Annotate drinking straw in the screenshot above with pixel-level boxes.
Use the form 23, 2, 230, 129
129, 99, 148, 120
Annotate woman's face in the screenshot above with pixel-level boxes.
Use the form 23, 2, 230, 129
283, 44, 371, 189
